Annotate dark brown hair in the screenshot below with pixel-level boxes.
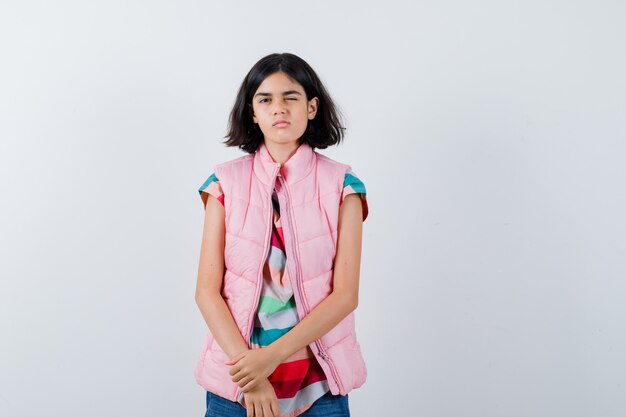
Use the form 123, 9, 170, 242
224, 53, 345, 153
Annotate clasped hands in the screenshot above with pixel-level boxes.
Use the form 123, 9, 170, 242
226, 345, 282, 393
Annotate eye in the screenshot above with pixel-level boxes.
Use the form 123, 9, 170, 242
259, 98, 269, 103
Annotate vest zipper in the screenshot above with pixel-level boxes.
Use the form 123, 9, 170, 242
276, 175, 345, 395
235, 165, 280, 402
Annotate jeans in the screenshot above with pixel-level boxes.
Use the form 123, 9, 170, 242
205, 390, 350, 417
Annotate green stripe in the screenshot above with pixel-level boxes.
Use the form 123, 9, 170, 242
198, 173, 219, 193
257, 295, 295, 315
343, 172, 366, 194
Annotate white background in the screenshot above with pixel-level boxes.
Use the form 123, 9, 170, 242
1, 1, 625, 416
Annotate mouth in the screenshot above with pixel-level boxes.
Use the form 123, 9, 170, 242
273, 120, 289, 127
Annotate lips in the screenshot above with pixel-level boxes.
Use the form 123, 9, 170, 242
273, 120, 289, 126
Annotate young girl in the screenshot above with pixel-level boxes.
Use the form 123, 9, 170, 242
194, 52, 369, 417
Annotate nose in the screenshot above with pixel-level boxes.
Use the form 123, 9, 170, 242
272, 100, 287, 115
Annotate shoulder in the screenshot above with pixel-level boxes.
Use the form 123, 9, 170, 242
314, 151, 369, 220
315, 151, 350, 172
198, 154, 252, 208
215, 153, 254, 173
314, 152, 352, 189
314, 152, 367, 189
213, 153, 255, 192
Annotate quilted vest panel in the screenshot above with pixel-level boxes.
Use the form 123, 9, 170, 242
194, 143, 367, 400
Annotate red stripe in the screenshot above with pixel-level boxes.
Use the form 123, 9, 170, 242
271, 360, 327, 399
269, 358, 310, 382
300, 361, 327, 388
276, 226, 285, 246
270, 227, 285, 251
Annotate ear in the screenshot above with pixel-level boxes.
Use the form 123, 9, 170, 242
308, 97, 319, 120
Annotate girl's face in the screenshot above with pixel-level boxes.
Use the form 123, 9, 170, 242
251, 71, 319, 149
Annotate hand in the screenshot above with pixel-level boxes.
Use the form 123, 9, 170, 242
242, 378, 281, 417
226, 346, 282, 392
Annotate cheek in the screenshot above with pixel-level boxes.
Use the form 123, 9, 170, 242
297, 107, 311, 121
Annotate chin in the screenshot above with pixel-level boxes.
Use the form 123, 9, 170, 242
266, 137, 300, 146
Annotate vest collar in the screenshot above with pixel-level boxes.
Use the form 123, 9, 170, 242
253, 141, 316, 186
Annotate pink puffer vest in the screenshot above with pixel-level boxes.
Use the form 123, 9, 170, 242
194, 141, 367, 401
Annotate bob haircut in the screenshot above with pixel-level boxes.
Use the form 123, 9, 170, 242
224, 52, 345, 154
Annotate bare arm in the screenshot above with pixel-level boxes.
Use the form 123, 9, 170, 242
194, 194, 249, 359
196, 193, 281, 416
228, 193, 364, 391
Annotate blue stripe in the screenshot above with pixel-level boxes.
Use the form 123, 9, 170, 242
343, 172, 366, 194
198, 172, 219, 194
251, 325, 293, 346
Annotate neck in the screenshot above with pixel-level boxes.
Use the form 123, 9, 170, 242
264, 141, 301, 166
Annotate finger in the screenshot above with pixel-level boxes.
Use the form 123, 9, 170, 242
262, 401, 273, 417
231, 367, 247, 382
270, 399, 280, 417
231, 371, 243, 382
225, 351, 245, 366
241, 378, 257, 392
253, 400, 262, 417
239, 376, 253, 391
235, 372, 251, 385
246, 400, 253, 417
228, 365, 241, 376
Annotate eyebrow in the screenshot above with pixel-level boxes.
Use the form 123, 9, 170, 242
254, 90, 303, 98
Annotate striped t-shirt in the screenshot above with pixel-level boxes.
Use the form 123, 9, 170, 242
198, 168, 367, 417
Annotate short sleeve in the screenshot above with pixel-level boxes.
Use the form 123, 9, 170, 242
198, 172, 224, 208
341, 168, 369, 221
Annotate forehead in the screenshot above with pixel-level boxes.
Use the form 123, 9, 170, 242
255, 71, 304, 93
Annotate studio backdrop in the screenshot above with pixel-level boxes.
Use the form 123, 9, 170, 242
0, 1, 624, 416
